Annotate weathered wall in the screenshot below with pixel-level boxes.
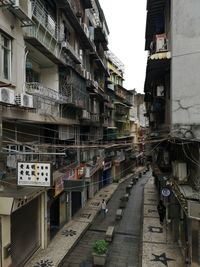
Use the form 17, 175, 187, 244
171, 0, 200, 133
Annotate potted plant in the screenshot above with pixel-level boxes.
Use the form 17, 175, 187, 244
92, 239, 108, 266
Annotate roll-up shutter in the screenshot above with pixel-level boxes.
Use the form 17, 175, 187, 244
11, 197, 40, 267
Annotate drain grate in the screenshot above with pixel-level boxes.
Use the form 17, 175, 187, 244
61, 229, 77, 236
34, 259, 54, 267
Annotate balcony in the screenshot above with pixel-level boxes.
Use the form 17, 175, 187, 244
26, 82, 67, 104
81, 110, 91, 120
90, 113, 100, 123
57, 0, 96, 52
85, 157, 104, 178
115, 86, 126, 100
24, 0, 60, 64
0, 0, 15, 7
149, 34, 169, 56
114, 115, 128, 123
60, 40, 81, 64
62, 85, 87, 109
117, 130, 131, 139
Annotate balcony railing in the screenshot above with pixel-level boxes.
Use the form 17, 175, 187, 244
32, 0, 58, 39
60, 37, 81, 64
90, 113, 100, 122
24, 0, 60, 61
26, 82, 67, 104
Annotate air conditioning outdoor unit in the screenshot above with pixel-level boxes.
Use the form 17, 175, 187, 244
155, 34, 168, 52
59, 125, 75, 140
12, 0, 32, 20
0, 87, 15, 105
15, 93, 33, 108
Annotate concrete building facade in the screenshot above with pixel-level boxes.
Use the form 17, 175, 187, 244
145, 0, 200, 266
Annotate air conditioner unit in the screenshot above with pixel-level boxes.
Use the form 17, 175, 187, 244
156, 85, 164, 96
0, 88, 15, 105
59, 125, 74, 140
12, 0, 32, 20
172, 161, 187, 182
155, 34, 168, 52
15, 93, 33, 108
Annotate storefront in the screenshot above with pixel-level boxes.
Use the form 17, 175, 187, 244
101, 161, 112, 187
64, 164, 85, 217
85, 158, 104, 197
47, 174, 69, 241
0, 188, 45, 267
11, 197, 41, 267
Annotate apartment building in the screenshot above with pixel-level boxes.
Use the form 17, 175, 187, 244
0, 0, 112, 266
105, 51, 136, 181
145, 0, 200, 265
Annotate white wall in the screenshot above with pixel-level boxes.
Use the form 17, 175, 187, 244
0, 9, 25, 92
171, 0, 200, 127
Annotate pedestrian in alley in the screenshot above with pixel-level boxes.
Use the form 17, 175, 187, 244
157, 200, 166, 225
101, 199, 107, 218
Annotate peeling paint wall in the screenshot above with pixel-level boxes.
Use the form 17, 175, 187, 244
171, 0, 200, 129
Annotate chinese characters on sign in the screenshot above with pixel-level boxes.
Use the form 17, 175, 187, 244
17, 162, 52, 187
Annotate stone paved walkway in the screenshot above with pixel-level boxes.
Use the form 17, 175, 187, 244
26, 168, 144, 267
142, 176, 184, 267
60, 169, 150, 267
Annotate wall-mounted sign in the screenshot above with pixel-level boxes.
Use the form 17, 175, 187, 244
17, 162, 52, 187
161, 187, 171, 197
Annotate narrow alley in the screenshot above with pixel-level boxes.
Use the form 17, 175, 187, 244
60, 172, 150, 267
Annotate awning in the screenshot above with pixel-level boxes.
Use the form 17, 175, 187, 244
0, 184, 45, 215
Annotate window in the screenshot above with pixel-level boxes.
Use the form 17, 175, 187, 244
0, 33, 11, 80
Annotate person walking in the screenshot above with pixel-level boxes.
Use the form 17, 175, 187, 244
101, 199, 107, 218
157, 200, 166, 225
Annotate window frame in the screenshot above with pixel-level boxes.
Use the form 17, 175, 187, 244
0, 32, 12, 81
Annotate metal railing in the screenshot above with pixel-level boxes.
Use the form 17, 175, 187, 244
26, 82, 68, 104
31, 0, 58, 40
90, 113, 100, 122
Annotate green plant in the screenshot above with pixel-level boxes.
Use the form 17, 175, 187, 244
93, 239, 108, 255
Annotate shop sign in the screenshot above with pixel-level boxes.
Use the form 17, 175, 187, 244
85, 158, 104, 178
54, 176, 64, 197
103, 161, 112, 171
17, 162, 52, 187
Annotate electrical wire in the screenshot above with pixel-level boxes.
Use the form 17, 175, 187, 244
0, 139, 163, 190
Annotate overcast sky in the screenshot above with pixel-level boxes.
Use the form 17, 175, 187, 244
99, 0, 147, 93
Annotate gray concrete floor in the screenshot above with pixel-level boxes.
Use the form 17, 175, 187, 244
60, 172, 150, 267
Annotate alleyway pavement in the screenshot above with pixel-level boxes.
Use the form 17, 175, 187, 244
60, 170, 150, 267
141, 176, 184, 267
26, 167, 145, 267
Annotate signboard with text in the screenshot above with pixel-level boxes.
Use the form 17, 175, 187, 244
17, 162, 52, 187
